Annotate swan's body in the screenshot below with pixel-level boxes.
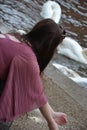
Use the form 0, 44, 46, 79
53, 63, 87, 88
40, 1, 61, 23
57, 37, 87, 64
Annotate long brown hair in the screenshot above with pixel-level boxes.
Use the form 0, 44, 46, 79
22, 19, 66, 73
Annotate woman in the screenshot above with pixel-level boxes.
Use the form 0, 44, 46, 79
0, 19, 67, 130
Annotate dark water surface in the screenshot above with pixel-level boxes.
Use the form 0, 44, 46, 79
58, 0, 87, 47
0, 0, 87, 77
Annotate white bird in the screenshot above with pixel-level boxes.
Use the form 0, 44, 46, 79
57, 37, 87, 64
40, 0, 61, 23
53, 63, 87, 88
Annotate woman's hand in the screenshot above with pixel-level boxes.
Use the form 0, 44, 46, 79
47, 103, 68, 125
53, 112, 68, 125
39, 102, 59, 130
39, 102, 68, 130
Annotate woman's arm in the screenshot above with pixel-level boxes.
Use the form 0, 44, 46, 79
39, 102, 59, 130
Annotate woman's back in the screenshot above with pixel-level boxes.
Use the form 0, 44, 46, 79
0, 34, 37, 79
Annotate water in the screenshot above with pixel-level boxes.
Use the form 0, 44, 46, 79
0, 0, 87, 78
58, 0, 87, 46
52, 0, 87, 78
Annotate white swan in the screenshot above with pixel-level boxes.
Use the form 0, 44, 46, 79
40, 0, 61, 23
57, 37, 87, 64
53, 63, 87, 88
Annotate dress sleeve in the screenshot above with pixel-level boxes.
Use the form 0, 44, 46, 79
0, 55, 47, 122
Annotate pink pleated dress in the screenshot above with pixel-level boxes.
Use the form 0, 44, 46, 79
0, 34, 47, 122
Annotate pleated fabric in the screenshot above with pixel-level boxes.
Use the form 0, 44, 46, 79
0, 35, 47, 122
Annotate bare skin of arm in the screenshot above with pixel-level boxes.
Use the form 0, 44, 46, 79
39, 102, 68, 130
39, 102, 59, 130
